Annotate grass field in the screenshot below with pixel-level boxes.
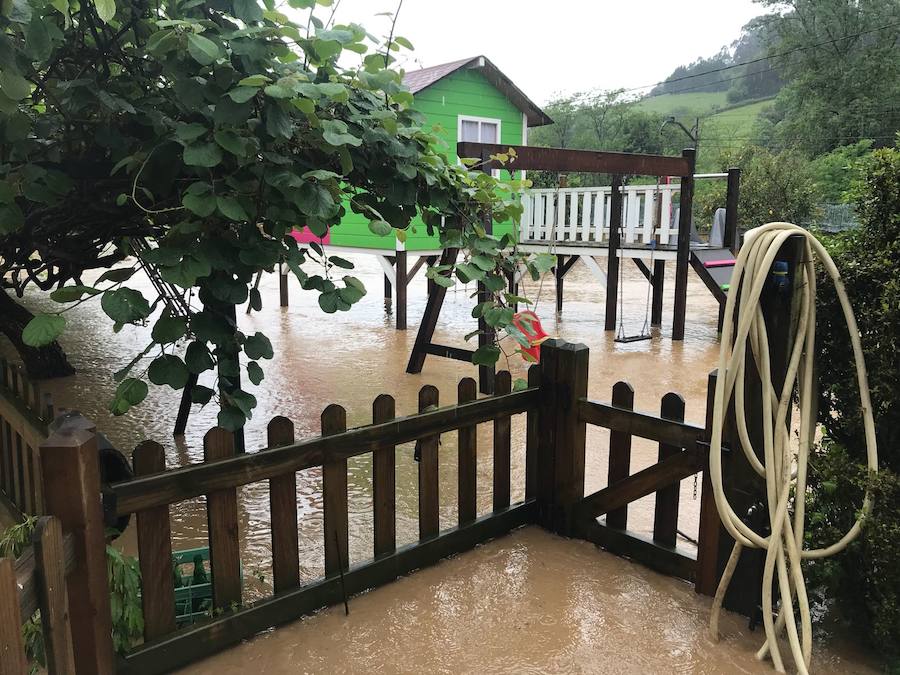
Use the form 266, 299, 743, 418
634, 92, 776, 168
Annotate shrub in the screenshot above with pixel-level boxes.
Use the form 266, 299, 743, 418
694, 144, 816, 230
808, 140, 900, 665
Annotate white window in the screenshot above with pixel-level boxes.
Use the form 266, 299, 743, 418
458, 115, 502, 176
458, 115, 500, 144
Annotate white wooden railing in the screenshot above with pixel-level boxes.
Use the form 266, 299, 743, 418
519, 183, 681, 246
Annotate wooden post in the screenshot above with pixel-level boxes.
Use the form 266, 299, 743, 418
173, 372, 198, 437
604, 176, 623, 331
457, 378, 477, 525
698, 234, 806, 616
40, 416, 115, 674
372, 395, 396, 556
651, 260, 665, 327
32, 517, 77, 673
606, 381, 634, 530
724, 167, 741, 254
653, 393, 686, 548
672, 148, 696, 341
395, 249, 407, 330
279, 262, 289, 307
555, 254, 565, 314
0, 557, 27, 674
536, 340, 589, 535
695, 370, 721, 596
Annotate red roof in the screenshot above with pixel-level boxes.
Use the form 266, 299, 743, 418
401, 56, 552, 127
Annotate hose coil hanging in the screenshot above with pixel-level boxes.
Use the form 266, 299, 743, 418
708, 222, 878, 675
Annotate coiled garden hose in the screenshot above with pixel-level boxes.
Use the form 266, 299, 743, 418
707, 222, 878, 674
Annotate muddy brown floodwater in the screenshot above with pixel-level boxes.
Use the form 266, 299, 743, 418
6, 255, 876, 673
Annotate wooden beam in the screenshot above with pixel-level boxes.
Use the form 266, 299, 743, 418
651, 260, 665, 327
577, 398, 704, 447
117, 502, 537, 675
605, 176, 623, 331
406, 248, 457, 374
113, 389, 539, 515
423, 344, 475, 361
672, 148, 696, 341
406, 256, 428, 284
395, 250, 407, 330
632, 258, 652, 282
457, 142, 692, 176
578, 519, 696, 581
725, 167, 741, 254
575, 447, 702, 521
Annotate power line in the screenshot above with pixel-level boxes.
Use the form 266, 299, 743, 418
620, 20, 900, 96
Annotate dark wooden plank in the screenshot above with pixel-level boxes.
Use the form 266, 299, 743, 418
33, 517, 77, 674
406, 256, 428, 283
555, 254, 566, 313
417, 386, 440, 539
395, 249, 407, 330
118, 502, 537, 675
577, 398, 704, 448
322, 405, 349, 575
653, 393, 686, 548
406, 247, 458, 374
40, 418, 115, 673
536, 340, 589, 535
456, 142, 692, 176
576, 447, 703, 521
695, 371, 721, 596
279, 263, 289, 307
423, 344, 476, 360
0, 557, 27, 675
579, 519, 696, 582
725, 167, 741, 253
456, 378, 477, 525
11, 429, 22, 510
113, 388, 539, 516
133, 441, 177, 640
606, 382, 634, 530
672, 148, 696, 341
15, 533, 76, 621
524, 365, 540, 501
632, 258, 652, 282
266, 417, 299, 592
492, 371, 512, 511
604, 176, 623, 331
204, 428, 242, 610
173, 372, 199, 437
372, 395, 396, 557
651, 260, 665, 327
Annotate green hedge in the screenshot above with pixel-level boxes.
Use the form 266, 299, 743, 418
809, 140, 900, 665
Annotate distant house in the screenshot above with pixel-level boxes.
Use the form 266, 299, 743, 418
320, 55, 553, 251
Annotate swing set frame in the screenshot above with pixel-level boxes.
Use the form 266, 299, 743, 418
406, 142, 698, 394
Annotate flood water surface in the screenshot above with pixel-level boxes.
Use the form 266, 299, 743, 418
6, 254, 876, 672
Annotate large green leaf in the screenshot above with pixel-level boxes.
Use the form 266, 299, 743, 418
244, 332, 273, 359
294, 182, 334, 218
473, 344, 501, 366
95, 0, 116, 23
185, 341, 215, 373
22, 314, 66, 347
217, 195, 249, 221
109, 378, 148, 415
151, 315, 187, 343
148, 354, 190, 388
321, 119, 361, 147
183, 142, 223, 168
50, 285, 101, 303
187, 33, 219, 66
100, 288, 151, 324
0, 71, 30, 100
24, 16, 52, 61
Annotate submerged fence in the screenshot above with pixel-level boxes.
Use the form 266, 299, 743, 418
2, 340, 731, 674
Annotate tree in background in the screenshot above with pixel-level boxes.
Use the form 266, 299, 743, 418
756, 0, 900, 155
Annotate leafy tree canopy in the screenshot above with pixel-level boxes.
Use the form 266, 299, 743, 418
0, 0, 544, 428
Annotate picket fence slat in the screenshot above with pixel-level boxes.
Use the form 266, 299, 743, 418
267, 417, 300, 592
492, 372, 512, 511
322, 405, 349, 575
653, 393, 686, 547
372, 395, 397, 557
418, 386, 440, 539
457, 378, 478, 525
204, 429, 242, 610
606, 381, 635, 530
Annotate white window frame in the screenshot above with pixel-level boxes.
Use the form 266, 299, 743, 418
458, 115, 502, 177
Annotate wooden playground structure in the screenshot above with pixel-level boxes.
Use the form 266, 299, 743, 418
406, 142, 741, 393
0, 231, 812, 674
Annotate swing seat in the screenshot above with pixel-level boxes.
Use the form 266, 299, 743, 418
512, 310, 551, 362
614, 333, 653, 344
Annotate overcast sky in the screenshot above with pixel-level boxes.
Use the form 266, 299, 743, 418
326, 0, 769, 104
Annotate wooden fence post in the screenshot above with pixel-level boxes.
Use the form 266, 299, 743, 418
604, 176, 623, 332
724, 167, 741, 254
536, 339, 589, 535
672, 148, 696, 341
40, 416, 115, 674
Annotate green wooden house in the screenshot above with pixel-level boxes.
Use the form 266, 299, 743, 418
321, 55, 552, 252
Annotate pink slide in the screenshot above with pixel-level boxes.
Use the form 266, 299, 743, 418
289, 226, 330, 245
704, 259, 734, 268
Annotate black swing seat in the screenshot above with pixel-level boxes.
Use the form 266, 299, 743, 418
614, 333, 653, 343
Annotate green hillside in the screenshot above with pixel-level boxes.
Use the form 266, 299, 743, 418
634, 91, 729, 116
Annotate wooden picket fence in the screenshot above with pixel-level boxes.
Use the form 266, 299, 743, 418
0, 516, 77, 674
0, 358, 55, 516
13, 340, 726, 674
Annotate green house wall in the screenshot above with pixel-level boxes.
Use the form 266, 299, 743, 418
328, 67, 526, 251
